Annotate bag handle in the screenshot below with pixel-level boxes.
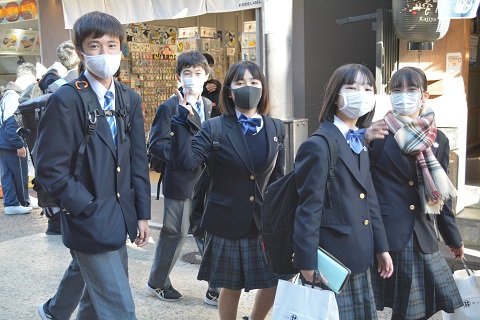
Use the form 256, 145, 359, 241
461, 257, 475, 276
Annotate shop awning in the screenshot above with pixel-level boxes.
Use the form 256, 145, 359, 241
61, 0, 264, 29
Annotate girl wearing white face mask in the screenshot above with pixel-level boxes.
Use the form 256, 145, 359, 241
369, 67, 464, 319
294, 64, 393, 320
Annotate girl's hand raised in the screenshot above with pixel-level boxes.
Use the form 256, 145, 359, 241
175, 89, 194, 116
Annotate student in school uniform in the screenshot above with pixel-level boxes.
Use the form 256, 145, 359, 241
293, 63, 393, 320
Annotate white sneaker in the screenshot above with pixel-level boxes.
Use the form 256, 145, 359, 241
4, 205, 33, 215
28, 196, 40, 209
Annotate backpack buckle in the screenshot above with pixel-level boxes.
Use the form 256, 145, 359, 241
88, 110, 97, 124
75, 81, 88, 90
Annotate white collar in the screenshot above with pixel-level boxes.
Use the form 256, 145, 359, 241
84, 70, 115, 105
235, 109, 263, 134
333, 115, 358, 140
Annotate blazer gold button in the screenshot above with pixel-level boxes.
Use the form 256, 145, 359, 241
409, 205, 415, 211
250, 175, 254, 180
363, 220, 369, 225
170, 132, 174, 136
117, 193, 121, 198
249, 196, 254, 201
117, 167, 121, 173
359, 193, 365, 199
408, 181, 414, 186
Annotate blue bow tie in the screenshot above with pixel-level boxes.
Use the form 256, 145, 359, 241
238, 114, 262, 135
346, 128, 366, 154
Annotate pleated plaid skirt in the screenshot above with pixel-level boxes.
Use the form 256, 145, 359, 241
301, 268, 378, 320
371, 234, 463, 319
197, 233, 293, 292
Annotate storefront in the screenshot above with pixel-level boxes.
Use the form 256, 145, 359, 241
61, 0, 263, 134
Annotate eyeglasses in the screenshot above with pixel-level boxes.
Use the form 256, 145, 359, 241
390, 88, 421, 96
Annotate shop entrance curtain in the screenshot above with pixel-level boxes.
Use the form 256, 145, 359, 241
61, 0, 207, 29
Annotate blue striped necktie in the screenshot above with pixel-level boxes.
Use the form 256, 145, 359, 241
104, 90, 117, 147
195, 100, 204, 123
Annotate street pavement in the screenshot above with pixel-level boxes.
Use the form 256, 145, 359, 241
1, 172, 477, 319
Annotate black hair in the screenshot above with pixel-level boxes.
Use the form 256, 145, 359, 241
203, 53, 214, 65
73, 11, 124, 53
390, 66, 428, 92
219, 61, 269, 115
319, 63, 376, 128
176, 51, 210, 76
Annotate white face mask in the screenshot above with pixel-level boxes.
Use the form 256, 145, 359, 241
182, 77, 205, 94
338, 91, 375, 119
391, 92, 422, 115
82, 52, 121, 79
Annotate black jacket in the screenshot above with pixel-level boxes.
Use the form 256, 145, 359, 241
149, 94, 212, 200
371, 129, 463, 253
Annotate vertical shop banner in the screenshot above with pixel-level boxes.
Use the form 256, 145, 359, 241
62, 0, 105, 29
152, 0, 206, 19
207, 0, 263, 13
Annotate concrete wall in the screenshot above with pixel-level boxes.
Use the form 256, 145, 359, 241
294, 0, 390, 134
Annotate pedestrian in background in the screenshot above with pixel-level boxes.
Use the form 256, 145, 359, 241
293, 63, 393, 319
35, 11, 151, 319
367, 66, 464, 319
170, 60, 291, 320
202, 53, 222, 117
0, 62, 37, 215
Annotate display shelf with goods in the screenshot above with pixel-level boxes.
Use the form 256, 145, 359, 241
241, 21, 256, 62
224, 30, 236, 69
177, 26, 225, 87
127, 42, 177, 137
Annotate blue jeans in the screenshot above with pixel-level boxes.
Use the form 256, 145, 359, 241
0, 148, 30, 207
148, 197, 192, 289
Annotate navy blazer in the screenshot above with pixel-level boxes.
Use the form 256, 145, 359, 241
171, 112, 285, 238
371, 129, 463, 253
293, 121, 389, 275
35, 75, 151, 253
149, 94, 212, 200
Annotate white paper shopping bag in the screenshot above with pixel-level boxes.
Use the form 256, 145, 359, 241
272, 279, 339, 320
442, 265, 480, 320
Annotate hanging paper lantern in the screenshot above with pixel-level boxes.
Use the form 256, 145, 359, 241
20, 0, 37, 20
5, 2, 20, 22
393, 0, 451, 50
438, 0, 480, 19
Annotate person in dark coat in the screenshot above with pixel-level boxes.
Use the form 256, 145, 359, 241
170, 61, 292, 320
0, 62, 37, 215
202, 53, 222, 117
367, 66, 464, 319
35, 11, 151, 319
293, 64, 393, 320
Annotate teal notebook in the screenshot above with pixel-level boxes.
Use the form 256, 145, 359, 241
317, 247, 351, 294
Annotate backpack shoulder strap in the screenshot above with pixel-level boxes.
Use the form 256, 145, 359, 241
209, 115, 223, 151
311, 130, 337, 208
114, 80, 132, 142
63, 79, 99, 179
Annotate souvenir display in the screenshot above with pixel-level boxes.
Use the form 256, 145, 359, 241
241, 21, 256, 62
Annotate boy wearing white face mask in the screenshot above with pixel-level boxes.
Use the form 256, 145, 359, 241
36, 11, 151, 319
368, 67, 464, 319
146, 51, 220, 306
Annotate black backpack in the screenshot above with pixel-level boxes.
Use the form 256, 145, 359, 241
260, 130, 337, 274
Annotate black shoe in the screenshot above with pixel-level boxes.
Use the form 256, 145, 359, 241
146, 283, 182, 301
203, 288, 219, 306
45, 219, 61, 235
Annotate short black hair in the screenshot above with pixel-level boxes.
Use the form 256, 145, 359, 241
319, 63, 376, 128
176, 51, 209, 76
73, 11, 124, 53
219, 61, 269, 115
203, 53, 214, 65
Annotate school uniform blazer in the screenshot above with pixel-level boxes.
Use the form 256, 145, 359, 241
35, 75, 151, 254
371, 129, 463, 253
149, 94, 212, 199
293, 121, 389, 275
170, 112, 285, 238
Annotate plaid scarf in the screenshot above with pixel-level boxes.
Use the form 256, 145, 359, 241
384, 106, 456, 214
